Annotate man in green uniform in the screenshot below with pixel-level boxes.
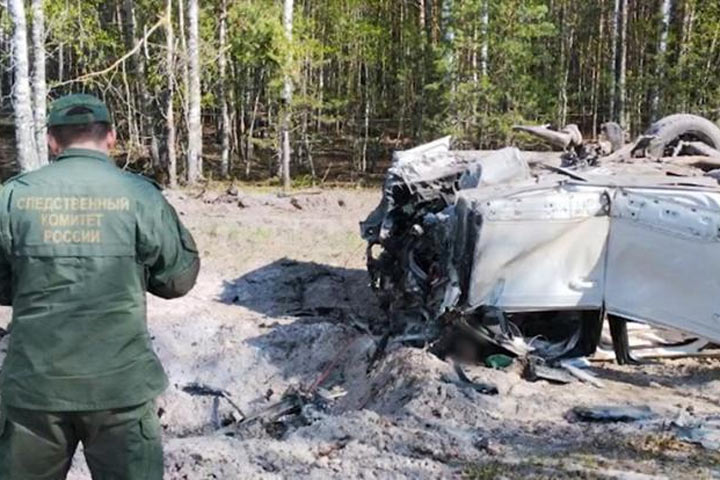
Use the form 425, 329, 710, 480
0, 94, 200, 478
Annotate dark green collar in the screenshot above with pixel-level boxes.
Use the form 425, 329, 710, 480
55, 148, 111, 163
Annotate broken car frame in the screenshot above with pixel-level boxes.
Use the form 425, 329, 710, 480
362, 114, 720, 366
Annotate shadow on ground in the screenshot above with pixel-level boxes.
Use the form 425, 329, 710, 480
219, 257, 382, 321
218, 258, 384, 381
591, 361, 720, 394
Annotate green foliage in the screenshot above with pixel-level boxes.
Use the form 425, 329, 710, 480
8, 0, 718, 180
228, 2, 284, 69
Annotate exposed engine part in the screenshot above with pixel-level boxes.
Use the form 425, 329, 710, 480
362, 115, 720, 366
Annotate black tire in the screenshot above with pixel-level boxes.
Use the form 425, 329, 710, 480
645, 114, 720, 158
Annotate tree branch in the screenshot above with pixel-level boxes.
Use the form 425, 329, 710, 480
50, 14, 166, 89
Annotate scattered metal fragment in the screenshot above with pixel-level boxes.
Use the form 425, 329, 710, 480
572, 405, 656, 423
608, 316, 641, 366
240, 337, 358, 429
240, 387, 308, 425
513, 123, 583, 152
594, 323, 718, 362
239, 384, 342, 430
523, 360, 576, 385
452, 363, 498, 395
560, 357, 591, 369
315, 386, 348, 402
559, 360, 604, 388
182, 382, 246, 420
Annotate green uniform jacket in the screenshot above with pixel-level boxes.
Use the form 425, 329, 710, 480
0, 148, 200, 411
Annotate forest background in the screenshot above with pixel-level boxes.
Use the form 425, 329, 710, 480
1, 0, 719, 187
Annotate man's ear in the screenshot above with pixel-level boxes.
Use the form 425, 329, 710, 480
48, 133, 61, 156
106, 129, 117, 150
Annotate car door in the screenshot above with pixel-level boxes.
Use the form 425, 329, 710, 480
605, 188, 720, 343
466, 184, 609, 311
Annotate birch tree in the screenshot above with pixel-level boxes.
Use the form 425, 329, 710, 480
9, 0, 40, 171
186, 0, 202, 184
480, 0, 489, 78
218, 0, 230, 178
280, 0, 293, 191
165, 0, 178, 187
650, 0, 672, 120
178, 0, 190, 131
31, 0, 48, 165
616, 0, 628, 128
2, 0, 719, 184
610, 0, 620, 122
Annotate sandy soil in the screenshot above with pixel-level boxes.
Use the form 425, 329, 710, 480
1, 187, 719, 479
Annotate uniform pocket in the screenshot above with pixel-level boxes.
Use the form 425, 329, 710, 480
178, 223, 198, 254
138, 406, 164, 479
139, 409, 161, 440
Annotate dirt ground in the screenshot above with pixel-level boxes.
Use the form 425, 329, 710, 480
1, 186, 719, 479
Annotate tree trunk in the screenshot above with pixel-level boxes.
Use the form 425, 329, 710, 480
480, 0, 489, 78
650, 0, 672, 121
123, 0, 156, 164
610, 0, 619, 122
121, 0, 140, 150
218, 0, 230, 178
31, 0, 48, 165
58, 43, 63, 82
616, 0, 628, 129
229, 61, 240, 168
165, 0, 178, 188
245, 69, 263, 178
9, 0, 39, 171
679, 0, 695, 112
186, 0, 202, 184
178, 0, 190, 145
281, 0, 293, 191
591, 0, 605, 137
361, 61, 369, 173
0, 8, 5, 106
300, 58, 314, 182
558, 1, 575, 128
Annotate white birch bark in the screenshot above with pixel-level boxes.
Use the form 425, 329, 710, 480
281, 0, 293, 191
219, 0, 230, 178
480, 0, 489, 78
650, 0, 672, 120
31, 0, 48, 165
166, 0, 178, 187
9, 0, 40, 171
186, 0, 202, 184
617, 0, 627, 128
178, 0, 190, 130
610, 0, 620, 122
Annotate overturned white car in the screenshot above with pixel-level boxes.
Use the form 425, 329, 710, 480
362, 118, 720, 365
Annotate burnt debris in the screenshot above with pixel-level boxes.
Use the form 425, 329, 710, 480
361, 115, 720, 368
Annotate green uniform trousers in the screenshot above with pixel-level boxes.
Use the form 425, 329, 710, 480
0, 401, 163, 479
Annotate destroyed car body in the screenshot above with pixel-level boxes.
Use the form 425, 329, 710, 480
362, 118, 720, 364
